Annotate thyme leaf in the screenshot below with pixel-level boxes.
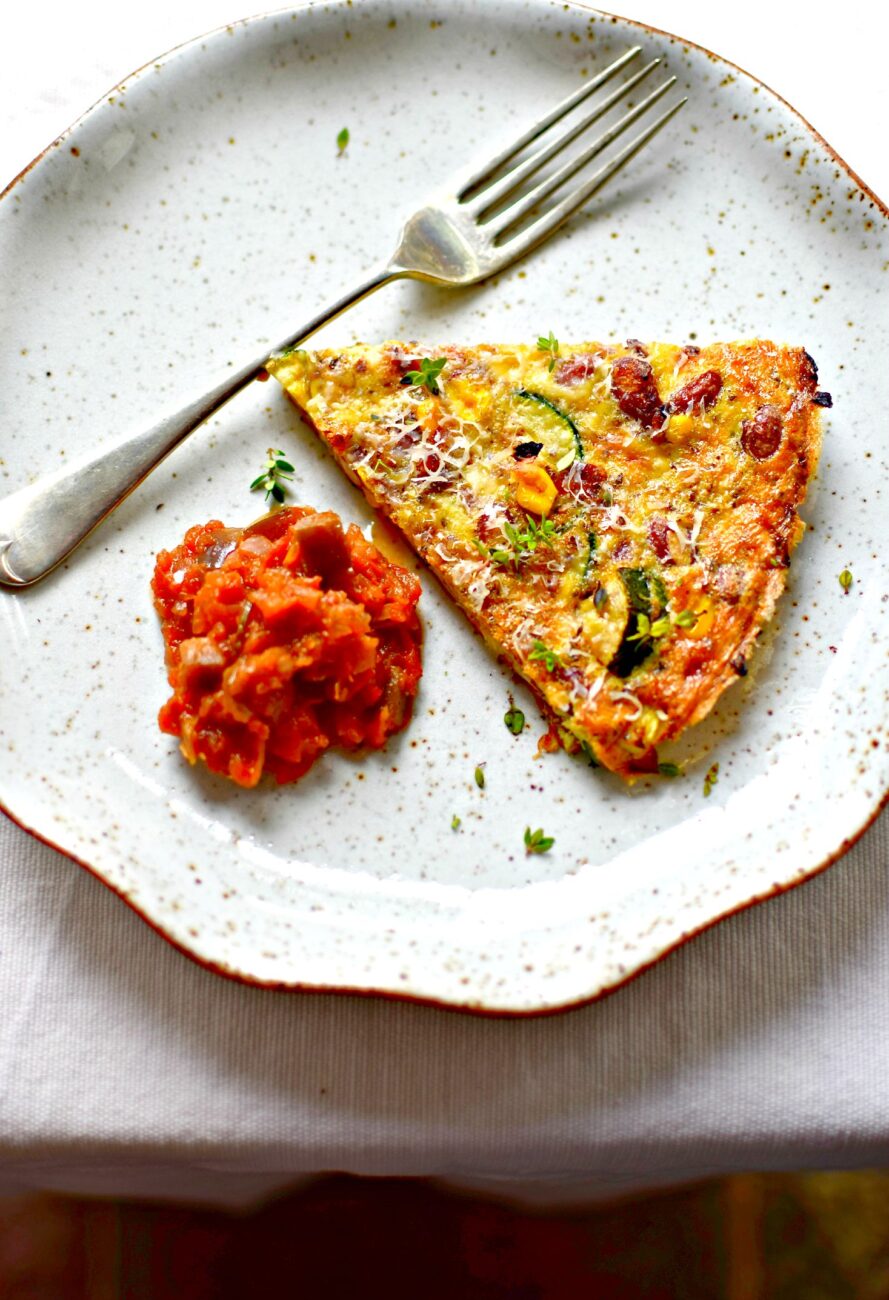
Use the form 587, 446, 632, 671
250, 448, 294, 505
475, 514, 557, 570
504, 707, 525, 736
524, 826, 555, 855
529, 640, 562, 672
401, 356, 447, 395
536, 330, 560, 372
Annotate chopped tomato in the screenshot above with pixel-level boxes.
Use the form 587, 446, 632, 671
152, 507, 422, 787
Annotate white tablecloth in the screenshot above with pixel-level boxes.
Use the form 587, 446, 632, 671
1, 1, 887, 1208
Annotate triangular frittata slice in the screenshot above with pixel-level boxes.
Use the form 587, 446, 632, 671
266, 340, 825, 778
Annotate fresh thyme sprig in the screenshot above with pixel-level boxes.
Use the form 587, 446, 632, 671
474, 515, 557, 569
536, 330, 560, 372
628, 606, 698, 643
401, 356, 447, 395
524, 826, 555, 855
529, 640, 562, 672
250, 448, 294, 505
627, 612, 667, 642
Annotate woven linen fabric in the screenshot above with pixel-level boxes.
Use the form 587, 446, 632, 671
1, 809, 888, 1208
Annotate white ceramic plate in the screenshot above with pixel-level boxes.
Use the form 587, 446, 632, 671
1, 0, 887, 1013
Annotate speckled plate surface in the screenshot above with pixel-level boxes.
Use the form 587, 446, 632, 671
1, 0, 887, 1013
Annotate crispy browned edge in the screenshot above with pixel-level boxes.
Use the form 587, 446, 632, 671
682, 351, 823, 732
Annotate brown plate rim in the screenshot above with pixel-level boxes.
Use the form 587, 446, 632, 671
1, 0, 887, 1017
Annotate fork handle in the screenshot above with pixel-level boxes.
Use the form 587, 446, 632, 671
0, 265, 399, 587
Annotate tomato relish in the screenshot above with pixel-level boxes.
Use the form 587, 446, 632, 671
151, 507, 422, 787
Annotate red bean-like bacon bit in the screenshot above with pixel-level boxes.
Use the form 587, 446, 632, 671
416, 450, 453, 495
579, 462, 606, 493
813, 391, 833, 408
398, 357, 424, 385
327, 429, 351, 454
625, 338, 648, 356
610, 355, 665, 431
668, 369, 723, 413
552, 460, 606, 499
648, 516, 672, 563
386, 350, 422, 383
553, 354, 599, 385
476, 510, 501, 543
741, 404, 784, 460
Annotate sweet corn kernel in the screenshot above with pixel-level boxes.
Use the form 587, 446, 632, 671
684, 596, 715, 639
512, 462, 557, 516
665, 413, 694, 443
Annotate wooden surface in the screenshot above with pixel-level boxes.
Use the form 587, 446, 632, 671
2, 1172, 889, 1297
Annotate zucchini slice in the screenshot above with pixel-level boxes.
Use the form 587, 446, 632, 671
514, 390, 584, 465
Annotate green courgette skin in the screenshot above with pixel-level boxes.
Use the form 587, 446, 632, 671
515, 390, 585, 459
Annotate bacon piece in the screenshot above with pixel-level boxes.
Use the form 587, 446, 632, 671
553, 354, 599, 385
668, 369, 723, 413
579, 462, 606, 493
476, 511, 501, 542
741, 405, 784, 460
610, 356, 665, 430
552, 461, 606, 500
648, 516, 672, 562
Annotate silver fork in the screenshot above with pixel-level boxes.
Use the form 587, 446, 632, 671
0, 47, 685, 587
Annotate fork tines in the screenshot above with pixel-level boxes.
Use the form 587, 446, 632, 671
458, 46, 686, 249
